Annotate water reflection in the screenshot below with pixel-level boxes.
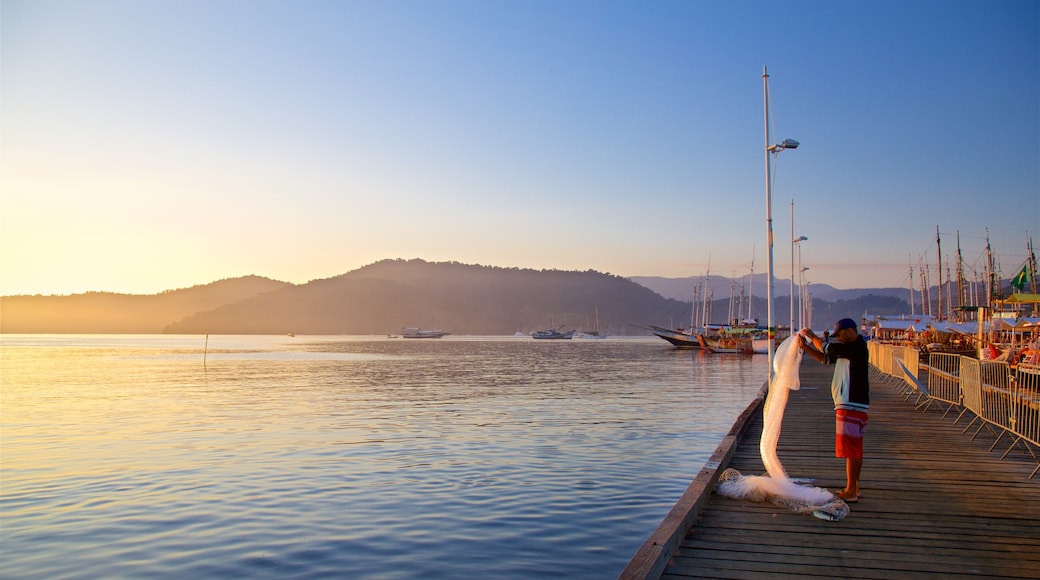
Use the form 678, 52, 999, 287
1, 335, 766, 579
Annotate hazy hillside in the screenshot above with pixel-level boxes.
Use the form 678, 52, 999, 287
2, 259, 922, 335
163, 259, 692, 335
630, 274, 910, 303
0, 276, 291, 333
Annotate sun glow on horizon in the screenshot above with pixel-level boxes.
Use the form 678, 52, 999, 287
2, 1, 1036, 297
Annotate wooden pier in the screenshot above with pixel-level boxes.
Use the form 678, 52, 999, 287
622, 359, 1040, 579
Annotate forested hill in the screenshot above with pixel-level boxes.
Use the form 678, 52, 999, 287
0, 260, 693, 335
1, 259, 912, 335
161, 259, 691, 335
0, 276, 290, 334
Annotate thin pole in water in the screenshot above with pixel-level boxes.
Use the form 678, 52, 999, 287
204, 334, 208, 368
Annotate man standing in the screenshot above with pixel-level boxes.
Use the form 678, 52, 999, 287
798, 318, 869, 502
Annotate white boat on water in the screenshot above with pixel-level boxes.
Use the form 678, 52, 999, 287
401, 327, 452, 339
643, 324, 703, 349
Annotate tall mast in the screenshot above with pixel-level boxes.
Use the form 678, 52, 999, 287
908, 255, 915, 317
985, 228, 995, 306
701, 258, 711, 330
936, 225, 943, 320
920, 258, 930, 318
727, 271, 736, 324
956, 231, 965, 320
1029, 235, 1038, 296
690, 286, 698, 330
748, 250, 755, 322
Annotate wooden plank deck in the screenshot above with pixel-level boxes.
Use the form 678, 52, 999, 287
625, 359, 1040, 579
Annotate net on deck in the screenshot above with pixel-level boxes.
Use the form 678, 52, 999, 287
715, 336, 848, 521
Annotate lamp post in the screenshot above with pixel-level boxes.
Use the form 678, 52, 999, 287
791, 233, 807, 332
799, 265, 810, 329
763, 66, 799, 381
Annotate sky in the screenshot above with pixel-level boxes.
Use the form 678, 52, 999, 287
2, 0, 1037, 296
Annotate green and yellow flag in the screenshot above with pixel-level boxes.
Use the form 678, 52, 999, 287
1011, 264, 1029, 291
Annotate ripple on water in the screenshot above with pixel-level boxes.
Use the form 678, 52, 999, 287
1, 336, 766, 578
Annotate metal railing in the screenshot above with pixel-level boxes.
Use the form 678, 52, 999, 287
870, 343, 1039, 479
929, 352, 963, 418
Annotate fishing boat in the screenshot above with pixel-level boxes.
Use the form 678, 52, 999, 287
698, 334, 754, 354
697, 324, 773, 354
643, 324, 702, 349
531, 327, 575, 340
401, 327, 452, 339
645, 268, 715, 348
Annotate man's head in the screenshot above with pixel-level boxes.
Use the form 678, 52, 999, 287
832, 318, 859, 342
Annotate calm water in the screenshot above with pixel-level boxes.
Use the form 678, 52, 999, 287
1, 335, 766, 579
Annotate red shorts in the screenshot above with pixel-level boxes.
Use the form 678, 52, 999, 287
835, 409, 868, 459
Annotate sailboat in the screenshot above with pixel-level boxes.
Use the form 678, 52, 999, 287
579, 306, 607, 339
646, 267, 711, 349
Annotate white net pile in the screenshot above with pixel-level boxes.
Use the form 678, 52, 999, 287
715, 337, 849, 521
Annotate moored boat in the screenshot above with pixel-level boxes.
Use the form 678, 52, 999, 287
579, 306, 608, 339
644, 324, 702, 349
699, 334, 754, 354
401, 327, 452, 339
531, 327, 576, 340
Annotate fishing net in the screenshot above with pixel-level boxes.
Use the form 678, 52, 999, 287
715, 336, 849, 521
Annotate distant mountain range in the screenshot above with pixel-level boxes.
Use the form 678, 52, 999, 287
629, 274, 911, 303
1, 259, 918, 335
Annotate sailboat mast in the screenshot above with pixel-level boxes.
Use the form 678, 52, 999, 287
1028, 235, 1038, 296
701, 259, 711, 331
727, 272, 736, 324
920, 257, 930, 318
936, 225, 943, 320
748, 253, 755, 322
690, 286, 698, 330
985, 228, 995, 306
956, 231, 965, 320
908, 255, 915, 317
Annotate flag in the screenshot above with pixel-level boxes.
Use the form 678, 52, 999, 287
1011, 264, 1029, 291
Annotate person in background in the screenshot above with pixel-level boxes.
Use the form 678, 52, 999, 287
798, 318, 869, 502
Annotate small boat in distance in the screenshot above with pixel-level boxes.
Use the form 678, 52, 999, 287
579, 305, 607, 339
401, 327, 452, 339
531, 327, 576, 340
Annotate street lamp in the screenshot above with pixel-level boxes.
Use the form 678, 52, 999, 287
763, 66, 799, 380
799, 265, 810, 329
790, 233, 807, 332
